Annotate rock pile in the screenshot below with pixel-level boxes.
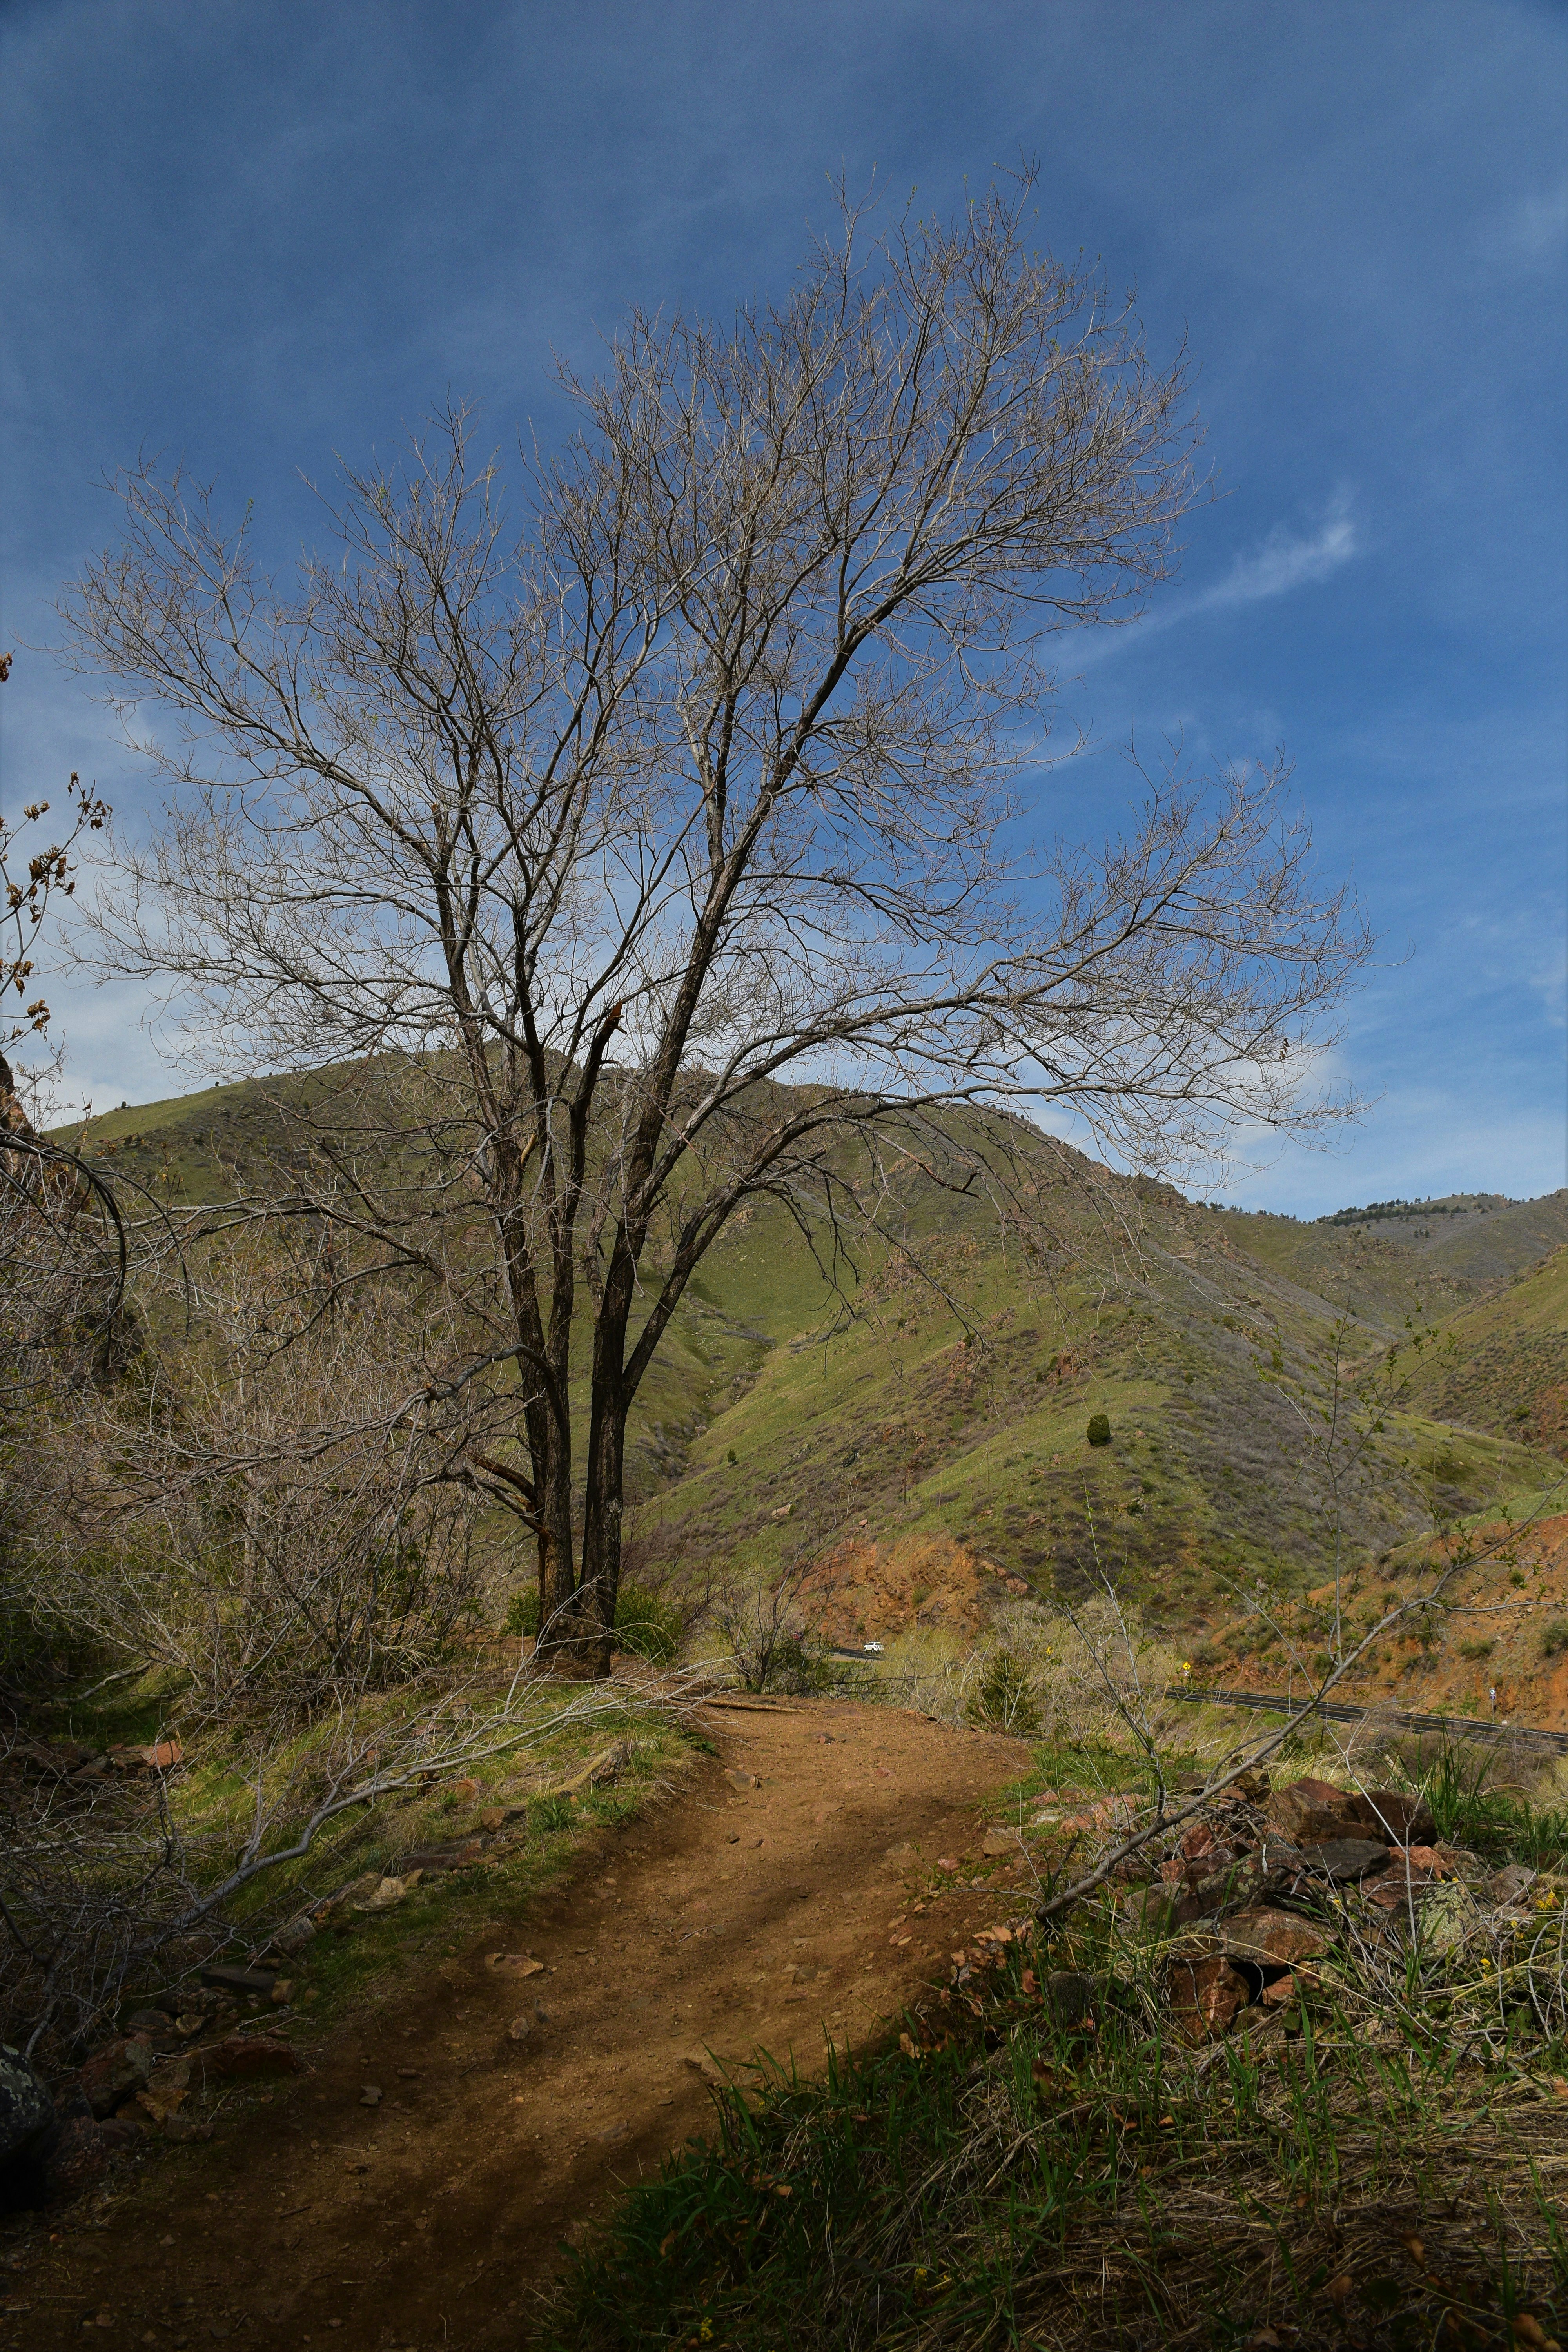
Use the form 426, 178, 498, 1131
935, 1771, 1566, 2053
1107, 1771, 1565, 2043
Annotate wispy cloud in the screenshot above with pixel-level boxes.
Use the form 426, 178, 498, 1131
1065, 492, 1361, 667
1192, 492, 1359, 614
1476, 182, 1568, 273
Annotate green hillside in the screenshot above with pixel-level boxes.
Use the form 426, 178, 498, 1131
55, 1074, 1566, 1638
632, 1152, 1555, 1632
1400, 1242, 1568, 1455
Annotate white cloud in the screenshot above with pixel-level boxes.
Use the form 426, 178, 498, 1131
1191, 492, 1359, 614
1063, 491, 1361, 668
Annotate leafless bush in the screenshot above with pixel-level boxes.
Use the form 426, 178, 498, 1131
713, 1565, 839, 1694
886, 1593, 1182, 1749
22, 1246, 505, 1723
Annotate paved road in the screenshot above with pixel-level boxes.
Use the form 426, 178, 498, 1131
1165, 1684, 1568, 1757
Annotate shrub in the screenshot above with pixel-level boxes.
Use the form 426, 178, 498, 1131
1086, 1414, 1112, 1447
1541, 1620, 1568, 1660
612, 1582, 683, 1666
965, 1646, 1040, 1736
1458, 1639, 1495, 1661
503, 1579, 682, 1664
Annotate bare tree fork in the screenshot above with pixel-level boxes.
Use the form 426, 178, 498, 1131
61, 173, 1369, 1674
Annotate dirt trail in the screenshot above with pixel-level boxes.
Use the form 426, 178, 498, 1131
17, 1699, 1034, 2351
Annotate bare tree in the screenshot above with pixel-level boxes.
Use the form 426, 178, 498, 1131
61, 178, 1368, 1674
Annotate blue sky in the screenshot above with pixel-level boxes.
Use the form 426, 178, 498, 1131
2, 0, 1564, 1215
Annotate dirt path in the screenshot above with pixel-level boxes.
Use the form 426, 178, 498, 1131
15, 1699, 1034, 2351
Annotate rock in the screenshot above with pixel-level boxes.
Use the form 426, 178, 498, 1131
1040, 1970, 1099, 2026
448, 1778, 481, 1801
134, 2058, 191, 2124
1219, 1909, 1329, 1967
394, 1842, 484, 1876
200, 1964, 276, 1998
1110, 1854, 1156, 1884
95, 2114, 143, 2148
106, 1740, 183, 1772
161, 2114, 214, 2144
269, 1916, 317, 1958
1266, 1779, 1434, 1848
1260, 1973, 1300, 2007
351, 1872, 421, 1914
1169, 1841, 1305, 1924
1419, 1882, 1484, 1958
478, 1807, 507, 1832
981, 1828, 1023, 1857
1351, 1791, 1437, 1846
192, 2034, 301, 2081
486, 1952, 544, 1977
1391, 1844, 1448, 1876
77, 2037, 154, 2119
359, 2085, 382, 2107
506, 2014, 534, 2043
121, 2008, 165, 2034
1365, 1870, 1436, 1912
0, 2044, 54, 2163
1169, 1955, 1250, 2044
1298, 1839, 1390, 1883
542, 1738, 637, 1799
724, 1769, 757, 1792
882, 1841, 919, 1866
1486, 1863, 1538, 1907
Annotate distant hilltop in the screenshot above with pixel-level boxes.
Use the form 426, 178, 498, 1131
1316, 1192, 1536, 1227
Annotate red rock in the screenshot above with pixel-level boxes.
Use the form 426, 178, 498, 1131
1265, 1779, 1434, 1847
106, 1740, 183, 1771
1169, 1955, 1250, 2043
192, 2034, 301, 2081
1220, 1909, 1328, 1967
77, 2037, 154, 2118
1366, 1874, 1432, 1911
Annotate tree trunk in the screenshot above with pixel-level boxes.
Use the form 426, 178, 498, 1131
577, 1362, 628, 1683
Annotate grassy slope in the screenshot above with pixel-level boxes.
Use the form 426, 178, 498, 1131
60, 1076, 1566, 1638
1400, 1245, 1568, 1456
638, 1163, 1557, 1636
1311, 1190, 1568, 1284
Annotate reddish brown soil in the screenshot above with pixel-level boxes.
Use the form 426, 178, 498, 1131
1216, 1511, 1568, 1731
13, 1698, 1034, 2352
